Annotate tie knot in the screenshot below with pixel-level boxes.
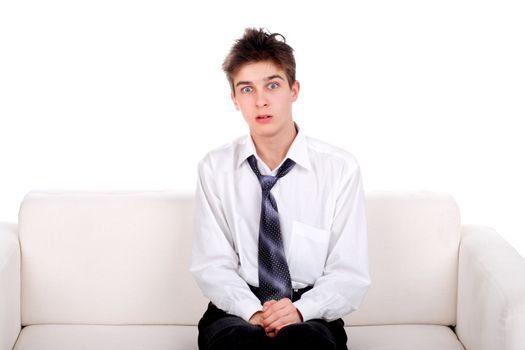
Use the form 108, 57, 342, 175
260, 175, 278, 192
247, 155, 296, 187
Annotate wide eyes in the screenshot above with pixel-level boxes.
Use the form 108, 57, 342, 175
239, 82, 279, 94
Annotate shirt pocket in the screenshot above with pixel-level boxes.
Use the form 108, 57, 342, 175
288, 220, 331, 285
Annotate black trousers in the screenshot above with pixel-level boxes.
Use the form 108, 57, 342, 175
197, 286, 348, 350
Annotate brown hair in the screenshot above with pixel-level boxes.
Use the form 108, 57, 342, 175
222, 28, 296, 93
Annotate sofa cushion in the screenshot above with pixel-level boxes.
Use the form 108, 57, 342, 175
13, 324, 465, 350
346, 191, 460, 326
13, 324, 199, 350
348, 324, 465, 350
18, 191, 208, 326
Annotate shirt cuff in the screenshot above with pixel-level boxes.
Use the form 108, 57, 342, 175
230, 298, 263, 322
293, 297, 321, 322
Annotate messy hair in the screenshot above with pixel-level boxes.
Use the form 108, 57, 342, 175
222, 28, 296, 93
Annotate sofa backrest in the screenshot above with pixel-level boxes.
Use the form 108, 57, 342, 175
346, 191, 460, 326
19, 191, 206, 326
18, 191, 460, 327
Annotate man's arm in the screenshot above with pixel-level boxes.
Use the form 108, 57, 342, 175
293, 162, 371, 322
190, 158, 262, 321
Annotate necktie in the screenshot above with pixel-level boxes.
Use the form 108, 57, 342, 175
247, 155, 296, 303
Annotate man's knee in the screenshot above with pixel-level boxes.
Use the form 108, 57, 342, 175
200, 322, 267, 350
275, 321, 338, 349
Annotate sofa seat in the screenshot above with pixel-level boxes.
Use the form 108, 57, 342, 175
13, 324, 199, 350
13, 324, 465, 350
348, 324, 465, 350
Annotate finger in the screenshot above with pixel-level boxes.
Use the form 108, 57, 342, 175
275, 321, 293, 334
272, 298, 293, 312
261, 309, 281, 327
266, 330, 277, 338
264, 305, 296, 329
261, 300, 295, 326
265, 313, 295, 334
262, 298, 291, 316
262, 303, 292, 325
262, 300, 277, 311
264, 305, 302, 332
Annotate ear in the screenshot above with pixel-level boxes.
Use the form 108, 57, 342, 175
231, 92, 240, 110
291, 80, 300, 102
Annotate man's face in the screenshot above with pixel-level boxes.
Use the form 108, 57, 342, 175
231, 60, 299, 139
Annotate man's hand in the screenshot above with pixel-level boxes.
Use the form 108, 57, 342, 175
249, 311, 265, 327
260, 298, 303, 337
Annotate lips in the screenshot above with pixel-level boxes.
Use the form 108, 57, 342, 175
255, 115, 273, 123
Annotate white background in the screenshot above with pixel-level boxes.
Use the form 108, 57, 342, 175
1, 1, 524, 257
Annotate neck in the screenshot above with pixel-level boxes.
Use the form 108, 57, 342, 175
251, 121, 297, 171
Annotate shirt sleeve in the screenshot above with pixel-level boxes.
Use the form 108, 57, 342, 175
189, 158, 262, 321
293, 161, 371, 322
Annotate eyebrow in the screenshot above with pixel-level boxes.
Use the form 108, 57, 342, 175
235, 74, 285, 88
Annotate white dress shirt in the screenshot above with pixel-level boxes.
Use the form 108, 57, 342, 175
190, 126, 371, 322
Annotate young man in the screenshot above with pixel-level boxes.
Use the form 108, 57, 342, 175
190, 28, 370, 350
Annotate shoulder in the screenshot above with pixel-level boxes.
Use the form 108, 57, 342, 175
197, 135, 247, 174
304, 135, 361, 174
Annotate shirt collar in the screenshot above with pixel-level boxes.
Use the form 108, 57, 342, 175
236, 123, 312, 171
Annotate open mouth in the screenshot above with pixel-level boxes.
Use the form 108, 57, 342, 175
256, 115, 273, 120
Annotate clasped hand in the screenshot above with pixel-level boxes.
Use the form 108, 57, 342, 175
249, 298, 303, 337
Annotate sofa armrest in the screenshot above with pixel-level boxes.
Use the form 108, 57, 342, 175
0, 222, 20, 350
456, 225, 525, 350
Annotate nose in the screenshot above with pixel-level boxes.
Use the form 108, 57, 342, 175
255, 91, 269, 108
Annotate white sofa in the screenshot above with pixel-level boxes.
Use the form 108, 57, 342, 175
1, 191, 524, 350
